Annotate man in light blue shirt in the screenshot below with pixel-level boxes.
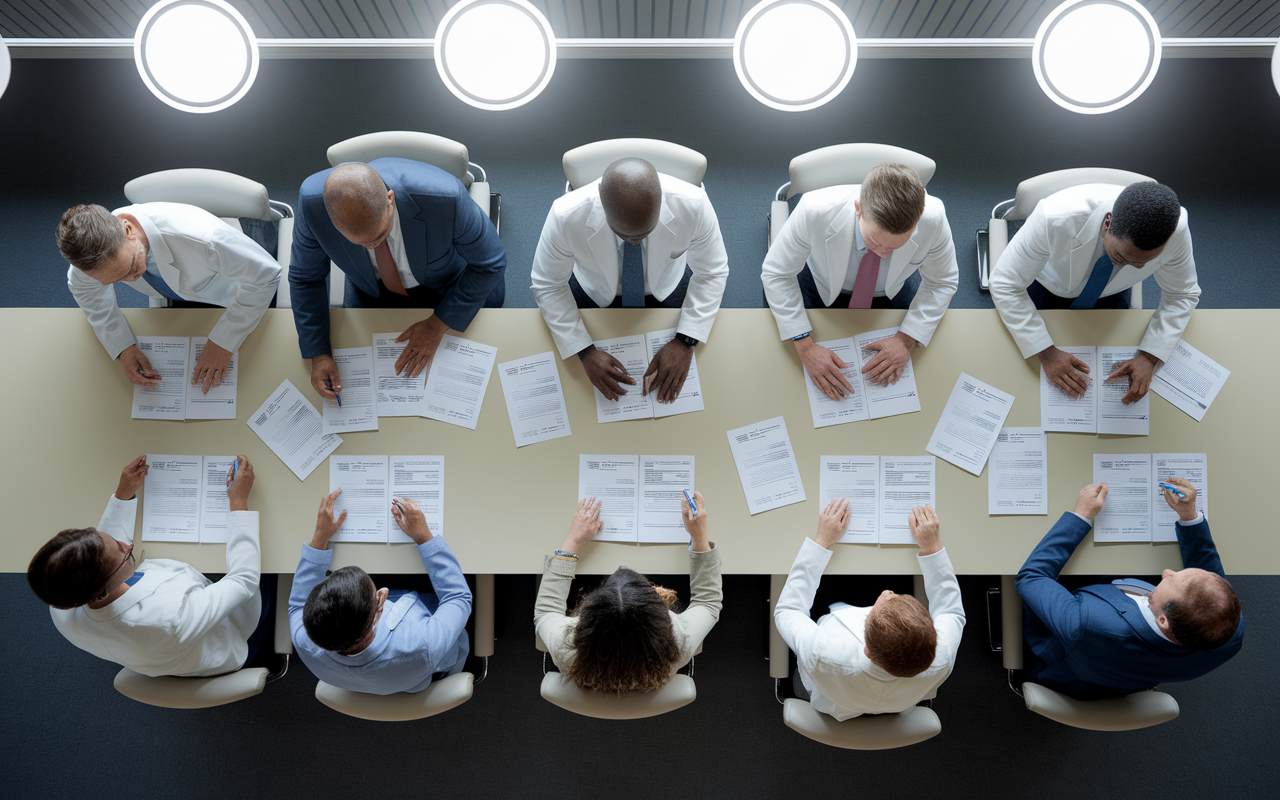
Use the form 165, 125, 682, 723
288, 491, 471, 695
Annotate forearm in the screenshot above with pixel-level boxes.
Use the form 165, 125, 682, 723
98, 495, 139, 545
920, 548, 965, 622
686, 544, 723, 618
71, 276, 136, 358
289, 544, 334, 613
421, 538, 472, 611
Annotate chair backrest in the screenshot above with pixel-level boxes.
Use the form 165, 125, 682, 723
113, 666, 268, 709
786, 143, 936, 199
1007, 167, 1155, 220
540, 672, 697, 719
327, 131, 473, 187
314, 672, 474, 722
563, 138, 707, 190
782, 699, 942, 749
124, 168, 274, 221
1021, 682, 1180, 731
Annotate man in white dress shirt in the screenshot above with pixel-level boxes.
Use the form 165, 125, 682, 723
530, 157, 729, 404
774, 500, 965, 720
990, 181, 1197, 404
58, 202, 280, 394
762, 162, 958, 401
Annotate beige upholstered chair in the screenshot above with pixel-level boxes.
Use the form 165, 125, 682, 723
561, 138, 707, 192
534, 630, 698, 720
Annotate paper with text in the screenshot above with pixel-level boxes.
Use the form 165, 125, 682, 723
879, 457, 935, 544
926, 372, 1015, 476
330, 456, 390, 543
388, 456, 445, 544
579, 454, 641, 542
1040, 346, 1097, 432
142, 454, 202, 543
373, 332, 427, 417
726, 417, 806, 515
1151, 338, 1230, 423
804, 338, 869, 428
131, 336, 189, 420
639, 455, 695, 543
645, 328, 704, 418
1093, 454, 1154, 543
247, 379, 342, 481
577, 455, 695, 544
1153, 453, 1208, 544
199, 456, 236, 543
421, 335, 496, 430
1097, 347, 1150, 435
854, 328, 921, 418
497, 352, 572, 447
323, 347, 378, 433
592, 334, 653, 422
184, 337, 237, 420
988, 428, 1047, 515
819, 455, 879, 544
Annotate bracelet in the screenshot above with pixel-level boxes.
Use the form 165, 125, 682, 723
791, 332, 811, 342
554, 549, 579, 561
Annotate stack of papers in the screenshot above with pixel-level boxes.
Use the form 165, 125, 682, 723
247, 379, 342, 481
577, 454, 695, 543
592, 328, 704, 422
926, 372, 1015, 476
1150, 338, 1231, 422
497, 352, 572, 447
988, 428, 1047, 515
132, 336, 238, 420
819, 455, 936, 544
1040, 346, 1149, 435
1093, 453, 1209, 543
802, 327, 921, 428
726, 416, 806, 515
329, 455, 445, 543
141, 454, 238, 543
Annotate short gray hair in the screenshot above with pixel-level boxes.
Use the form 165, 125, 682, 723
57, 204, 126, 272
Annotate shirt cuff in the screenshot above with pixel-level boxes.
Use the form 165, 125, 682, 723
544, 554, 579, 577
1176, 511, 1204, 526
415, 536, 447, 558
1070, 511, 1092, 525
300, 542, 336, 567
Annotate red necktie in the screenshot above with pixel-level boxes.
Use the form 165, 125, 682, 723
375, 241, 409, 296
848, 250, 881, 309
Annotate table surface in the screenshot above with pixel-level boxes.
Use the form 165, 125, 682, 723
2, 307, 1272, 576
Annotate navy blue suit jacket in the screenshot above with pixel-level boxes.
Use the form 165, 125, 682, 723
1016, 512, 1243, 700
289, 157, 507, 358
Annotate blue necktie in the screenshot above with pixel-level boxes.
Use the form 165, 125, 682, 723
140, 252, 183, 302
621, 242, 645, 308
1070, 252, 1115, 310
1112, 578, 1157, 596
124, 571, 145, 587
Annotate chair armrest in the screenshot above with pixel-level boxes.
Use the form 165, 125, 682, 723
769, 201, 789, 248
274, 216, 294, 308
1022, 683, 1180, 731
783, 699, 942, 749
988, 217, 1009, 279
540, 673, 696, 719
468, 181, 490, 216
474, 574, 494, 658
275, 573, 294, 655
1001, 574, 1023, 670
315, 672, 474, 722
768, 574, 789, 679
113, 667, 267, 709
329, 262, 344, 308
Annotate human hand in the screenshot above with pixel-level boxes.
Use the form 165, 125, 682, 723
225, 456, 254, 511
115, 455, 149, 501
310, 354, 341, 401
394, 316, 449, 378
119, 345, 161, 388
311, 488, 348, 549
682, 490, 709, 548
562, 497, 604, 553
391, 496, 433, 544
642, 338, 693, 404
796, 337, 856, 400
191, 341, 232, 394
580, 347, 636, 401
1105, 351, 1160, 405
814, 498, 850, 549
860, 332, 916, 387
1159, 477, 1199, 521
1038, 346, 1091, 398
908, 504, 941, 555
1073, 482, 1109, 521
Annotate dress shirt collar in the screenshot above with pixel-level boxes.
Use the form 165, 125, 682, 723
1126, 592, 1175, 643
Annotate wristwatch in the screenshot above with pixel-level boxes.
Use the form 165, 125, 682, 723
675, 333, 699, 348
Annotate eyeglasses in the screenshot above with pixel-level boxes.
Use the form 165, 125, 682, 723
95, 543, 136, 598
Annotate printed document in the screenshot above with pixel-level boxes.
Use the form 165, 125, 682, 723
330, 456, 390, 543
577, 454, 695, 544
644, 328, 705, 418
373, 332, 427, 417
1040, 346, 1097, 433
854, 327, 921, 419
420, 334, 497, 430
1093, 454, 1155, 543
247, 379, 342, 481
388, 456, 445, 543
198, 456, 237, 544
323, 347, 378, 433
803, 338, 869, 428
1150, 338, 1230, 422
1040, 346, 1149, 434
818, 456, 879, 544
1152, 453, 1208, 543
185, 337, 238, 420
926, 372, 1015, 476
726, 417, 806, 515
593, 329, 704, 423
988, 428, 1048, 515
879, 457, 935, 544
141, 454, 237, 543
497, 352, 572, 447
132, 336, 239, 421
578, 454, 640, 542
1097, 347, 1150, 435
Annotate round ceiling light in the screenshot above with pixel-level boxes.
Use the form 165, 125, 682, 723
1272, 40, 1280, 98
1032, 0, 1162, 115
434, 0, 557, 111
733, 0, 857, 112
0, 38, 10, 100
134, 0, 260, 114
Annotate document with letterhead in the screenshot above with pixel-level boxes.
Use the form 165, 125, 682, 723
925, 372, 1015, 476
578, 454, 695, 544
247, 379, 342, 481
323, 347, 378, 433
141, 454, 237, 543
726, 417, 806, 515
373, 332, 427, 417
420, 334, 497, 430
1093, 453, 1209, 543
1040, 346, 1148, 435
132, 336, 238, 421
1150, 338, 1230, 422
497, 352, 572, 447
988, 428, 1048, 515
592, 328, 704, 423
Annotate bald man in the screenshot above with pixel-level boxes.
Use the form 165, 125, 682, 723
290, 158, 507, 402
531, 158, 729, 404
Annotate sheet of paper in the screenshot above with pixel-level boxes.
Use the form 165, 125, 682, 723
639, 455, 695, 543
388, 456, 445, 544
497, 352, 572, 447
926, 372, 1015, 476
819, 455, 879, 544
1040, 346, 1097, 432
1093, 453, 1154, 543
131, 336, 189, 420
854, 327, 921, 418
1152, 453, 1208, 544
199, 456, 236, 544
1150, 338, 1231, 423
988, 428, 1048, 516
1097, 347, 1150, 436
593, 334, 653, 423
246, 379, 342, 481
645, 328, 705, 418
804, 338, 868, 428
879, 457, 935, 544
141, 454, 202, 543
579, 454, 641, 542
420, 335, 496, 430
373, 332, 427, 417
330, 456, 390, 543
183, 338, 238, 420
726, 416, 806, 515
323, 346, 378, 433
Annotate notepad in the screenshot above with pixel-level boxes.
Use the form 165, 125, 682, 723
141, 454, 239, 543
1040, 346, 1149, 435
592, 328, 705, 423
577, 454, 695, 543
819, 455, 936, 544
1093, 453, 1208, 543
131, 336, 238, 421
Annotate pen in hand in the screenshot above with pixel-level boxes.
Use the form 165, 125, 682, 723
326, 379, 342, 407
683, 489, 697, 518
1159, 482, 1187, 499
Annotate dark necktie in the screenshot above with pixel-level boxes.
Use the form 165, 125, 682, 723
1071, 252, 1115, 310
375, 241, 409, 296
140, 252, 183, 302
621, 242, 645, 308
848, 250, 881, 309
1113, 578, 1157, 596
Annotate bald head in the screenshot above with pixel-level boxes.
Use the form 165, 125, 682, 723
599, 158, 661, 244
323, 164, 394, 246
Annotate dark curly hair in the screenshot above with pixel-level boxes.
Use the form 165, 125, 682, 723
1109, 182, 1180, 251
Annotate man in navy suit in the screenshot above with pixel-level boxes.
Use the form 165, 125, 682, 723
1016, 478, 1242, 700
290, 158, 507, 401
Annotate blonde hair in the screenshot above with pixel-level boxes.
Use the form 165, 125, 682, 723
860, 162, 927, 235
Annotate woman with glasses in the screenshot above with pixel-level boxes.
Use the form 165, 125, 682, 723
27, 455, 266, 677
535, 492, 722, 694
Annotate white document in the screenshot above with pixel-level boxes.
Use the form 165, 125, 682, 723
373, 332, 427, 417
639, 455, 696, 544
1093, 453, 1154, 543
1040, 346, 1097, 433
1097, 346, 1150, 435
578, 454, 641, 542
577, 454, 695, 544
330, 455, 390, 543
141, 454, 202, 543
184, 337, 238, 420
818, 455, 879, 544
1039, 346, 1149, 434
198, 456, 237, 544
131, 336, 190, 420
645, 328, 705, 418
726, 416, 806, 515
854, 327, 921, 418
497, 352, 572, 447
879, 457, 935, 544
388, 456, 445, 544
323, 347, 378, 433
988, 428, 1048, 516
803, 338, 869, 428
593, 329, 705, 423
246, 379, 343, 481
1152, 453, 1208, 544
1151, 338, 1231, 422
419, 334, 497, 430
926, 372, 1015, 476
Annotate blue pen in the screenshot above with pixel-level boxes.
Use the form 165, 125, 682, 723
683, 489, 697, 517
230, 458, 238, 483
326, 379, 341, 407
1159, 482, 1186, 499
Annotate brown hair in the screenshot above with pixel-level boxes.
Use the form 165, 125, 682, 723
56, 204, 127, 272
865, 595, 937, 677
1164, 573, 1242, 651
303, 566, 379, 653
562, 567, 683, 694
860, 162, 927, 235
28, 528, 112, 609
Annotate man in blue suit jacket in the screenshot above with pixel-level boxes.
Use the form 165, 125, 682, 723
290, 158, 507, 401
1016, 478, 1243, 700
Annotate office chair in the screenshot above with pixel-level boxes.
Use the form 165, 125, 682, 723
976, 167, 1155, 305
112, 574, 294, 709
990, 576, 1180, 731
561, 138, 708, 192
123, 168, 295, 304
535, 630, 698, 719
768, 143, 937, 247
